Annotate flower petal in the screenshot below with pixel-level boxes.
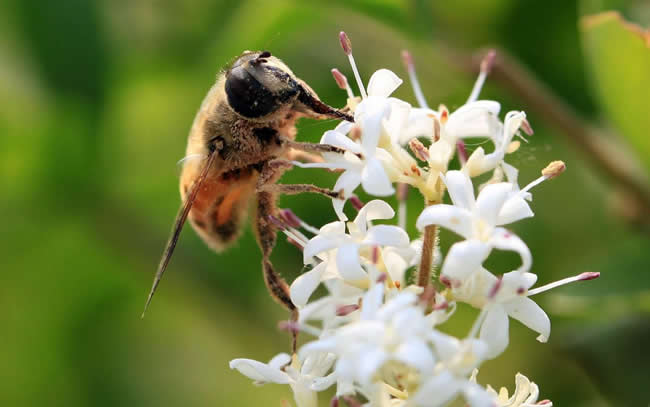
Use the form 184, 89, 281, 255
367, 69, 403, 98
361, 282, 384, 320
441, 240, 491, 281
321, 129, 362, 154
443, 170, 476, 211
363, 225, 409, 248
304, 235, 339, 263
412, 371, 463, 407
503, 296, 550, 343
229, 358, 290, 384
416, 204, 473, 239
479, 305, 510, 359
497, 194, 534, 226
475, 182, 512, 227
463, 382, 496, 407
290, 262, 327, 308
394, 338, 435, 373
490, 228, 532, 273
268, 353, 292, 370
361, 157, 394, 196
354, 199, 395, 232
336, 244, 367, 282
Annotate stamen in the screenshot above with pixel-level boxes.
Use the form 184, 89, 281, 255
439, 105, 449, 124
467, 49, 496, 103
330, 396, 339, 407
402, 50, 429, 108
336, 304, 360, 316
342, 396, 363, 407
541, 160, 566, 179
371, 245, 380, 264
349, 196, 365, 211
468, 306, 489, 339
278, 320, 322, 337
339, 32, 367, 99
520, 161, 566, 194
433, 116, 441, 142
528, 272, 600, 296
488, 276, 503, 300
376, 272, 388, 284
397, 183, 409, 230
268, 215, 287, 230
331, 68, 355, 99
408, 139, 430, 162
456, 141, 468, 165
521, 118, 534, 135
279, 208, 302, 229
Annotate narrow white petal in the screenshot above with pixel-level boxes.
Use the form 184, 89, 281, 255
475, 183, 512, 227
361, 158, 394, 196
321, 130, 363, 154
497, 194, 534, 226
412, 371, 463, 407
361, 283, 384, 320
268, 353, 292, 370
490, 228, 532, 273
358, 99, 390, 151
479, 305, 510, 359
463, 382, 496, 407
363, 225, 410, 248
416, 204, 473, 239
441, 240, 491, 281
303, 235, 339, 263
394, 339, 435, 373
229, 358, 290, 384
354, 199, 395, 231
310, 372, 337, 391
503, 297, 550, 343
443, 171, 476, 210
290, 262, 327, 307
336, 244, 367, 282
367, 69, 403, 98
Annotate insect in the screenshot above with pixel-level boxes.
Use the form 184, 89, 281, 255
142, 50, 354, 327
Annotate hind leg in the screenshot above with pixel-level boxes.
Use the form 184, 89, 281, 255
254, 189, 299, 351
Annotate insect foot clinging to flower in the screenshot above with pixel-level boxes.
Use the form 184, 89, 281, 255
213, 33, 598, 407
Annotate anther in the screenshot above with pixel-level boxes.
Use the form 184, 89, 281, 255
488, 276, 503, 300
339, 32, 352, 55
376, 272, 388, 284
409, 138, 430, 162
339, 31, 367, 99
279, 208, 302, 229
456, 141, 468, 165
331, 68, 348, 90
268, 215, 287, 230
480, 49, 497, 74
541, 160, 566, 179
330, 396, 339, 407
336, 304, 360, 316
521, 118, 534, 136
349, 196, 364, 211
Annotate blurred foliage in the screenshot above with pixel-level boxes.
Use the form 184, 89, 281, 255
1, 1, 649, 406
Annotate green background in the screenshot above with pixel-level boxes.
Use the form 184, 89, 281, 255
1, 0, 649, 406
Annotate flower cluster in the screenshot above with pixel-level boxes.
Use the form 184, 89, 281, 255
230, 33, 598, 407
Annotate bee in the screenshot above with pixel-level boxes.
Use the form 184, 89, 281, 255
142, 51, 353, 325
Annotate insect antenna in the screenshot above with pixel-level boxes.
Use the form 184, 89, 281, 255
141, 150, 218, 318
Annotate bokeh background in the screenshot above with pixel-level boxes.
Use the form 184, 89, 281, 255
1, 0, 649, 406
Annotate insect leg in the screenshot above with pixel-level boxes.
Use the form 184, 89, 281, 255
255, 189, 299, 351
283, 140, 347, 155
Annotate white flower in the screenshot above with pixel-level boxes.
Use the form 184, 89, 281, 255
487, 373, 552, 407
451, 268, 551, 358
411, 333, 494, 407
300, 285, 435, 388
290, 200, 409, 307
316, 69, 409, 218
230, 352, 337, 407
464, 111, 527, 177
416, 170, 533, 281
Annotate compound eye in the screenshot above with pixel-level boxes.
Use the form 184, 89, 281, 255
225, 54, 285, 118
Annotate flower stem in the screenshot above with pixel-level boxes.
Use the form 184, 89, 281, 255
417, 200, 439, 288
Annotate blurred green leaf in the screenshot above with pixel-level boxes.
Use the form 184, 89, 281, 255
581, 11, 650, 171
